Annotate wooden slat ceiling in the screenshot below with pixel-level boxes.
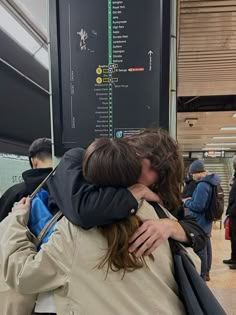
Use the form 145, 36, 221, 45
177, 110, 236, 151
177, 0, 236, 96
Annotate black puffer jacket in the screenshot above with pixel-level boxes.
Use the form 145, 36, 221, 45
0, 168, 52, 222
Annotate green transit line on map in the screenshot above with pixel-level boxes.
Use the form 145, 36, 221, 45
108, 0, 113, 137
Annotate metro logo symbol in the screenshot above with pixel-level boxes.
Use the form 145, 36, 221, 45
115, 131, 123, 138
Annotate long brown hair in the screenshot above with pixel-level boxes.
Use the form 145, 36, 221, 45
83, 138, 151, 275
126, 128, 184, 211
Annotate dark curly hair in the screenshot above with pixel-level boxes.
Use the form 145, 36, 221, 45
126, 128, 184, 212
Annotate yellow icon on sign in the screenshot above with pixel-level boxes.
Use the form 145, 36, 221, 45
96, 77, 102, 84
96, 67, 102, 75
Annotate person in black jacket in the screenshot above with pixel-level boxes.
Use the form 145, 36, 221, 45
182, 174, 196, 199
0, 138, 52, 222
48, 129, 206, 254
224, 168, 236, 269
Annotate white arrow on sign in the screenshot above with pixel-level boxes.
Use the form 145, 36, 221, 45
148, 50, 153, 71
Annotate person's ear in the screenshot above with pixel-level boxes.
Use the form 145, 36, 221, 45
31, 157, 38, 169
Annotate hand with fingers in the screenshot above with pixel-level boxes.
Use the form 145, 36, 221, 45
12, 197, 31, 212
128, 219, 173, 257
128, 218, 187, 257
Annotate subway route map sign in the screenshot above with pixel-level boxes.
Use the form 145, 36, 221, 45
50, 0, 170, 155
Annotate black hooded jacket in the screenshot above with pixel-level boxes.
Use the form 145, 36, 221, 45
47, 148, 206, 252
226, 174, 236, 218
0, 168, 52, 222
47, 148, 138, 228
182, 177, 196, 198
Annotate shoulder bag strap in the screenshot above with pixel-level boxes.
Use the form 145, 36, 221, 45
37, 210, 63, 244
30, 167, 57, 199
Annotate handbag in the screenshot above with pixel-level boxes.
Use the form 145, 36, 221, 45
225, 216, 230, 240
152, 202, 227, 315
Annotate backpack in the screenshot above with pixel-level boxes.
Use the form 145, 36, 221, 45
205, 183, 224, 221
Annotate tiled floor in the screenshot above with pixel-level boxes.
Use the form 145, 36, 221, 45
208, 222, 236, 315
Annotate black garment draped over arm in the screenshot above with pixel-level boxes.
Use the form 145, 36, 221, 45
47, 148, 138, 229
178, 216, 207, 252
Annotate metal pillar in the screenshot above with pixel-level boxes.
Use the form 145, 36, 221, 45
169, 0, 177, 140
47, 0, 60, 166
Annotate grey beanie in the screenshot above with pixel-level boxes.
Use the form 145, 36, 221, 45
189, 160, 205, 174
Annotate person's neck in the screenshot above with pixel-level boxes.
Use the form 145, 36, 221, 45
35, 161, 52, 169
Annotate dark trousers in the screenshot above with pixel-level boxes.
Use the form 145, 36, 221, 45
230, 217, 236, 260
197, 236, 212, 278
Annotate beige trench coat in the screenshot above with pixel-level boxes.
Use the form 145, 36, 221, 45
0, 215, 37, 315
0, 201, 200, 315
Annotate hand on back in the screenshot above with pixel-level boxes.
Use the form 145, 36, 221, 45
128, 218, 173, 257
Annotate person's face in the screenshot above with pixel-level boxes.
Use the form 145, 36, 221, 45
192, 171, 208, 181
138, 158, 158, 186
191, 172, 202, 181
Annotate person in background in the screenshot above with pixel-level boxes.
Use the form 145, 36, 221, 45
0, 138, 53, 315
182, 173, 196, 199
228, 155, 236, 189
224, 156, 236, 269
0, 138, 52, 222
173, 172, 196, 220
0, 136, 201, 315
183, 160, 220, 281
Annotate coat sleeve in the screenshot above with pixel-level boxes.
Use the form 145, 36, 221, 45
178, 216, 207, 252
48, 148, 138, 228
184, 182, 211, 213
0, 211, 76, 295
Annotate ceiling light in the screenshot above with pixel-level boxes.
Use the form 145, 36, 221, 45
202, 147, 231, 151
213, 136, 236, 139
34, 47, 49, 69
0, 5, 40, 55
220, 127, 236, 131
206, 143, 236, 146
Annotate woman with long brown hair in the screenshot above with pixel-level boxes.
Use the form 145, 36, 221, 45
0, 130, 201, 314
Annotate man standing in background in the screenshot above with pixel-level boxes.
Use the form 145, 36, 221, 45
183, 160, 220, 281
0, 138, 52, 221
224, 156, 236, 269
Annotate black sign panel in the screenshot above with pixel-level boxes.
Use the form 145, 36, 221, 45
50, 0, 170, 155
